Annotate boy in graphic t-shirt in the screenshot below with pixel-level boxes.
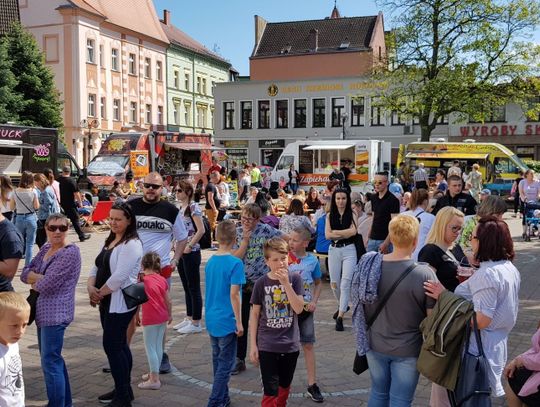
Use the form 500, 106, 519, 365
0, 292, 30, 407
249, 237, 304, 406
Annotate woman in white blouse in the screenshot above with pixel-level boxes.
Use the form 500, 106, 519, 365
87, 202, 143, 406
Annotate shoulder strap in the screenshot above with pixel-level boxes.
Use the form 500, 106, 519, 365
366, 262, 417, 328
15, 190, 34, 214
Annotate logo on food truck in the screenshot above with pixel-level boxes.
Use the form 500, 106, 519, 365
300, 173, 368, 186
32, 143, 51, 163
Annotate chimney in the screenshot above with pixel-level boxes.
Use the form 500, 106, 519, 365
254, 15, 268, 50
163, 9, 170, 26
309, 29, 319, 52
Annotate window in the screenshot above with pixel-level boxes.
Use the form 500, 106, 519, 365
351, 97, 365, 126
436, 114, 449, 125
413, 115, 420, 125
157, 106, 163, 125
313, 98, 325, 128
185, 73, 190, 90
88, 94, 96, 117
173, 70, 180, 89
144, 57, 151, 78
391, 110, 404, 126
100, 97, 106, 119
331, 97, 345, 127
113, 99, 120, 121
172, 101, 180, 125
210, 108, 214, 129
156, 61, 162, 81
371, 99, 384, 126
145, 104, 152, 124
185, 104, 191, 126
99, 45, 104, 67
224, 101, 234, 129
197, 106, 206, 128
202, 78, 207, 95
276, 155, 294, 170
196, 77, 201, 93
294, 99, 307, 128
240, 101, 252, 129
276, 100, 288, 128
130, 102, 137, 123
128, 53, 136, 75
211, 81, 215, 96
258, 100, 270, 129
111, 48, 119, 71
86, 39, 95, 63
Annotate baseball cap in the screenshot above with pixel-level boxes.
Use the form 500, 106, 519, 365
480, 189, 491, 195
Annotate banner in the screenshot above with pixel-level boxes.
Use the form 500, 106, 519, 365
130, 150, 149, 178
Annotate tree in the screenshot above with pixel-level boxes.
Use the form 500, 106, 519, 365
3, 22, 63, 129
374, 0, 540, 141
0, 39, 22, 123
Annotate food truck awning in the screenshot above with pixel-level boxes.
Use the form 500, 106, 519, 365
303, 144, 355, 151
405, 152, 489, 160
0, 140, 36, 149
165, 142, 216, 150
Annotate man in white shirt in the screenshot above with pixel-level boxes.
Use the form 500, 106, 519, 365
412, 163, 429, 190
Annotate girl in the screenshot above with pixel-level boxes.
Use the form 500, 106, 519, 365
139, 252, 172, 390
11, 171, 39, 265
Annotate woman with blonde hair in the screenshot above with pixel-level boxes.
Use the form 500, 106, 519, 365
418, 206, 468, 292
466, 163, 483, 200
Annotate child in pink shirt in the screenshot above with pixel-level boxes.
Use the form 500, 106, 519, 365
138, 252, 172, 390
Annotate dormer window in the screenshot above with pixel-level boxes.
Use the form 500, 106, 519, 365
339, 40, 350, 49
281, 45, 292, 54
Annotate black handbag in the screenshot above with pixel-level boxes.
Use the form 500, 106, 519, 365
354, 233, 366, 260
449, 314, 492, 407
26, 259, 53, 325
122, 282, 148, 309
353, 262, 418, 375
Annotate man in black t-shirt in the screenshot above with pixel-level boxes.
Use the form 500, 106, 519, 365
58, 166, 90, 241
432, 175, 477, 216
205, 171, 221, 234
0, 212, 23, 292
367, 172, 400, 253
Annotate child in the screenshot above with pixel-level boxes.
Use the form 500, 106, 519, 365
0, 292, 30, 407
288, 226, 324, 403
205, 220, 245, 407
249, 237, 304, 406
138, 252, 172, 390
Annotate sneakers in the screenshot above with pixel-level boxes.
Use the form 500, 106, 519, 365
98, 389, 134, 404
173, 318, 191, 330
306, 383, 324, 403
177, 321, 202, 334
335, 316, 344, 332
79, 233, 91, 242
230, 357, 246, 375
159, 352, 171, 374
333, 306, 350, 321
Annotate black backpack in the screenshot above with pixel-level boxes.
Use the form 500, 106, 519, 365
186, 203, 212, 249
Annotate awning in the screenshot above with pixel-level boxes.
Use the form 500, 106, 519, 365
0, 140, 36, 149
405, 152, 489, 160
165, 142, 212, 150
303, 144, 355, 151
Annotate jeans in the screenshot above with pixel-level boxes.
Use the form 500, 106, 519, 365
62, 206, 85, 239
15, 213, 37, 265
142, 323, 166, 374
366, 350, 420, 407
207, 333, 237, 407
289, 183, 298, 194
237, 286, 252, 361
178, 250, 202, 321
367, 239, 385, 253
100, 307, 136, 401
258, 351, 299, 396
37, 323, 72, 407
328, 243, 357, 312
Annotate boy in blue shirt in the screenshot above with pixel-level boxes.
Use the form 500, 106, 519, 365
204, 220, 245, 407
288, 226, 324, 403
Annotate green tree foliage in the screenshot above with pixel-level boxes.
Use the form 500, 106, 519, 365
0, 39, 22, 123
375, 0, 540, 141
1, 22, 63, 128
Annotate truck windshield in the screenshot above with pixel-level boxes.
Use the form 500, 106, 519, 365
511, 154, 529, 172
87, 155, 127, 176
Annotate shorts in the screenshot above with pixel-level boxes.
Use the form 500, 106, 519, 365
298, 311, 316, 344
508, 367, 540, 406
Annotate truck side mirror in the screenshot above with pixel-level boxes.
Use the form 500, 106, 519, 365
82, 168, 87, 177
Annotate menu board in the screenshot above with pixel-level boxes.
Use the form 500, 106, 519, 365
299, 145, 313, 173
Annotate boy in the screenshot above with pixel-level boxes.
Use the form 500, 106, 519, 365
249, 238, 304, 406
205, 220, 246, 407
288, 227, 324, 403
0, 292, 30, 407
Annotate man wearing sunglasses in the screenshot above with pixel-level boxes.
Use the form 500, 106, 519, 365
432, 175, 477, 217
129, 172, 188, 373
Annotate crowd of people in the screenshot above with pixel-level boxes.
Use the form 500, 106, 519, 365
0, 161, 540, 407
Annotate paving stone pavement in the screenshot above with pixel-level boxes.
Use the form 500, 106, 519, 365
12, 214, 539, 406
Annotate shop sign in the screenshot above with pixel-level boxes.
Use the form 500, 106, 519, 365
129, 150, 149, 178
458, 123, 540, 137
223, 140, 248, 148
259, 139, 285, 148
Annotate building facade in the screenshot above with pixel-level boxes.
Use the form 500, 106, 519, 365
160, 10, 232, 134
19, 0, 168, 167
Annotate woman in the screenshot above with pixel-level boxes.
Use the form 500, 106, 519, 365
111, 181, 128, 200
418, 206, 467, 292
460, 195, 507, 251
0, 175, 14, 220
11, 171, 39, 265
511, 170, 524, 218
87, 202, 143, 406
519, 169, 540, 237
256, 192, 280, 229
174, 180, 204, 334
238, 170, 251, 202
34, 173, 60, 248
305, 187, 323, 212
20, 213, 81, 407
43, 168, 60, 206
466, 163, 483, 201
325, 188, 358, 331
402, 189, 435, 261
245, 186, 259, 205
217, 175, 230, 221
425, 216, 520, 403
288, 164, 299, 194
279, 198, 315, 236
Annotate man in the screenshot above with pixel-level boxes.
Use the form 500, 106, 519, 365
413, 163, 429, 190
341, 161, 352, 192
58, 166, 90, 241
250, 162, 262, 188
367, 172, 400, 253
207, 157, 222, 179
435, 170, 448, 193
447, 160, 462, 179
0, 211, 23, 292
129, 172, 188, 373
229, 161, 239, 181
205, 172, 221, 234
389, 176, 404, 197
432, 175, 477, 216
329, 167, 345, 188
396, 162, 409, 192
479, 188, 491, 203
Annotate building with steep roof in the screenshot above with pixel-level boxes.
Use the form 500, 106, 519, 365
0, 0, 20, 35
159, 9, 233, 135
19, 0, 169, 166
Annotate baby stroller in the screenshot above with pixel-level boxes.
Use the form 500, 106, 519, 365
523, 201, 540, 241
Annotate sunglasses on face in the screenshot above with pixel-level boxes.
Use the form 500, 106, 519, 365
47, 225, 68, 232
450, 225, 463, 233
374, 181, 386, 185
143, 183, 162, 190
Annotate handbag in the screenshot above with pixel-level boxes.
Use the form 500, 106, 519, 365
353, 262, 418, 375
122, 282, 148, 309
448, 314, 492, 407
26, 255, 54, 325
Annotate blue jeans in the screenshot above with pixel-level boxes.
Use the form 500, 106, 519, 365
367, 239, 393, 253
366, 350, 420, 407
37, 323, 72, 407
290, 183, 298, 194
15, 213, 37, 265
207, 333, 237, 407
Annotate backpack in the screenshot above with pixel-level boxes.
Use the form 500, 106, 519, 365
186, 203, 212, 249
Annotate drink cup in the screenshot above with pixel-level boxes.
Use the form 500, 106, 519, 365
457, 266, 474, 283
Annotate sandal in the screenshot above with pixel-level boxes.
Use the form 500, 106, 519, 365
141, 373, 149, 381
138, 380, 161, 390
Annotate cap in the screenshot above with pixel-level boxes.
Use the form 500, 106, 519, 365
480, 189, 491, 195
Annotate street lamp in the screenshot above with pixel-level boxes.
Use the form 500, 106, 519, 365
80, 118, 100, 165
341, 111, 349, 140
